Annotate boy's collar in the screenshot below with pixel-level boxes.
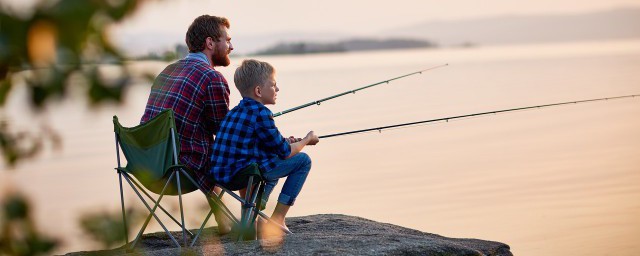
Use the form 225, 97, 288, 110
241, 97, 273, 118
242, 97, 264, 106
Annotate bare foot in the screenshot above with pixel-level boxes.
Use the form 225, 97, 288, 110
259, 221, 285, 251
258, 218, 290, 238
215, 214, 233, 235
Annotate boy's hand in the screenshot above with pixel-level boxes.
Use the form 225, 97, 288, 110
304, 131, 319, 145
286, 136, 302, 144
286, 132, 318, 159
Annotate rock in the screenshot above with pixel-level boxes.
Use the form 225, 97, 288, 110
65, 214, 512, 256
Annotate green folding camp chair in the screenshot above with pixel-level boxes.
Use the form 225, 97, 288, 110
112, 109, 289, 250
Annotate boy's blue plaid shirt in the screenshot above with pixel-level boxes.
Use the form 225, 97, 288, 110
208, 97, 291, 185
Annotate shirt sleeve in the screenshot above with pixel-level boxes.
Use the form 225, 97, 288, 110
205, 71, 230, 134
255, 108, 291, 159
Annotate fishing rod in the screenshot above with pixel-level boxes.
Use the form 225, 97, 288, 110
272, 64, 449, 117
319, 94, 639, 139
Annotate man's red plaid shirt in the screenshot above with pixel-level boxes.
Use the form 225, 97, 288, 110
141, 57, 230, 175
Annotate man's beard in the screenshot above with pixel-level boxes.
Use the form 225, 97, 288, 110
212, 48, 230, 67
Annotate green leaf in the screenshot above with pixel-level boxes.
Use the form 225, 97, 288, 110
0, 76, 12, 105
3, 195, 28, 220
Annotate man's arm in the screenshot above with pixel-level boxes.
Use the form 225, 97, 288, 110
205, 71, 230, 133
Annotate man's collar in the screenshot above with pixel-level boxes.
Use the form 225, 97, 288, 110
185, 52, 211, 66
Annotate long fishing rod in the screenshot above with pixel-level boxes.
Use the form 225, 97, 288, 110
319, 94, 639, 139
272, 64, 449, 117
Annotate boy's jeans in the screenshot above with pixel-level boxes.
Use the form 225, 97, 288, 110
261, 152, 312, 206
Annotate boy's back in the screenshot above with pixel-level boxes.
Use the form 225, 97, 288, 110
209, 97, 291, 185
207, 59, 318, 233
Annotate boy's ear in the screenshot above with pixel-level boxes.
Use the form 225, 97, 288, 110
254, 85, 261, 97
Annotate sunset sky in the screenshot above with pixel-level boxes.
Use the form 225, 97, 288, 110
4, 0, 639, 54
115, 0, 640, 35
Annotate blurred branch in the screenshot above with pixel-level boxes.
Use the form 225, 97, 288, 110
0, 193, 58, 256
0, 0, 150, 167
79, 207, 145, 248
0, 0, 155, 253
0, 119, 61, 168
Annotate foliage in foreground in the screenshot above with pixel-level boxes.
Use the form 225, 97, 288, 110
1, 0, 154, 253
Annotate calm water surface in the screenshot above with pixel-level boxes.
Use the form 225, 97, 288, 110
2, 39, 640, 255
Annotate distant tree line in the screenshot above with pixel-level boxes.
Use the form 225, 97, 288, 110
134, 44, 189, 61
253, 38, 436, 55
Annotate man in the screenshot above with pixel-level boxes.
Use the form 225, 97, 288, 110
140, 15, 234, 233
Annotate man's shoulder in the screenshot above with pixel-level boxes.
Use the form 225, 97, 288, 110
188, 59, 222, 74
171, 59, 226, 81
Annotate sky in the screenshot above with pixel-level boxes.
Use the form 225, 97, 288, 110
113, 0, 640, 35
5, 0, 640, 54
120, 0, 640, 54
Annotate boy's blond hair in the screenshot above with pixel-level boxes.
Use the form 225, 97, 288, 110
234, 59, 275, 96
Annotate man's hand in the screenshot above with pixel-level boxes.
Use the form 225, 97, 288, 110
304, 131, 319, 146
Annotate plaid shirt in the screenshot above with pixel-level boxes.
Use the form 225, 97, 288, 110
141, 54, 230, 178
209, 97, 291, 185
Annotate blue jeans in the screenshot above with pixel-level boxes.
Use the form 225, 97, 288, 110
262, 152, 312, 206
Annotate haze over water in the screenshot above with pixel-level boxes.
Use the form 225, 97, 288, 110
2, 39, 640, 255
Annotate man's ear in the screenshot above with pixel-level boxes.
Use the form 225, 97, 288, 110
205, 37, 215, 50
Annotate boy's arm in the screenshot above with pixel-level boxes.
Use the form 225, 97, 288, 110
286, 131, 319, 159
286, 136, 302, 144
255, 109, 292, 159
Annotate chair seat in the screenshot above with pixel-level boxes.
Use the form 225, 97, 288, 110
120, 165, 200, 195
220, 163, 263, 191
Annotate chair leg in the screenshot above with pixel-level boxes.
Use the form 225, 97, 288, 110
128, 176, 194, 237
123, 172, 180, 251
207, 194, 239, 225
189, 193, 244, 247
118, 171, 129, 244
190, 208, 214, 247
176, 171, 187, 247
175, 169, 241, 247
178, 169, 239, 224
238, 176, 255, 241
249, 181, 264, 227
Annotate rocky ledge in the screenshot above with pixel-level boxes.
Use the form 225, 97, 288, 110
66, 214, 512, 255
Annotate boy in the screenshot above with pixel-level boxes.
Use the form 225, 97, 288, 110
209, 59, 319, 232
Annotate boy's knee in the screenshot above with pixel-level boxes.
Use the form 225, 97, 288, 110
297, 152, 312, 168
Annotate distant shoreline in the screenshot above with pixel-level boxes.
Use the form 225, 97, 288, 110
251, 38, 438, 56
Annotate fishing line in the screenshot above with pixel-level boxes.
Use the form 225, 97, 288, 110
319, 94, 640, 139
272, 64, 449, 117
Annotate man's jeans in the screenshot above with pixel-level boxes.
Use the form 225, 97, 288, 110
262, 152, 312, 206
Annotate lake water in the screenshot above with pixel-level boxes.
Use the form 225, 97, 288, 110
1, 39, 640, 255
